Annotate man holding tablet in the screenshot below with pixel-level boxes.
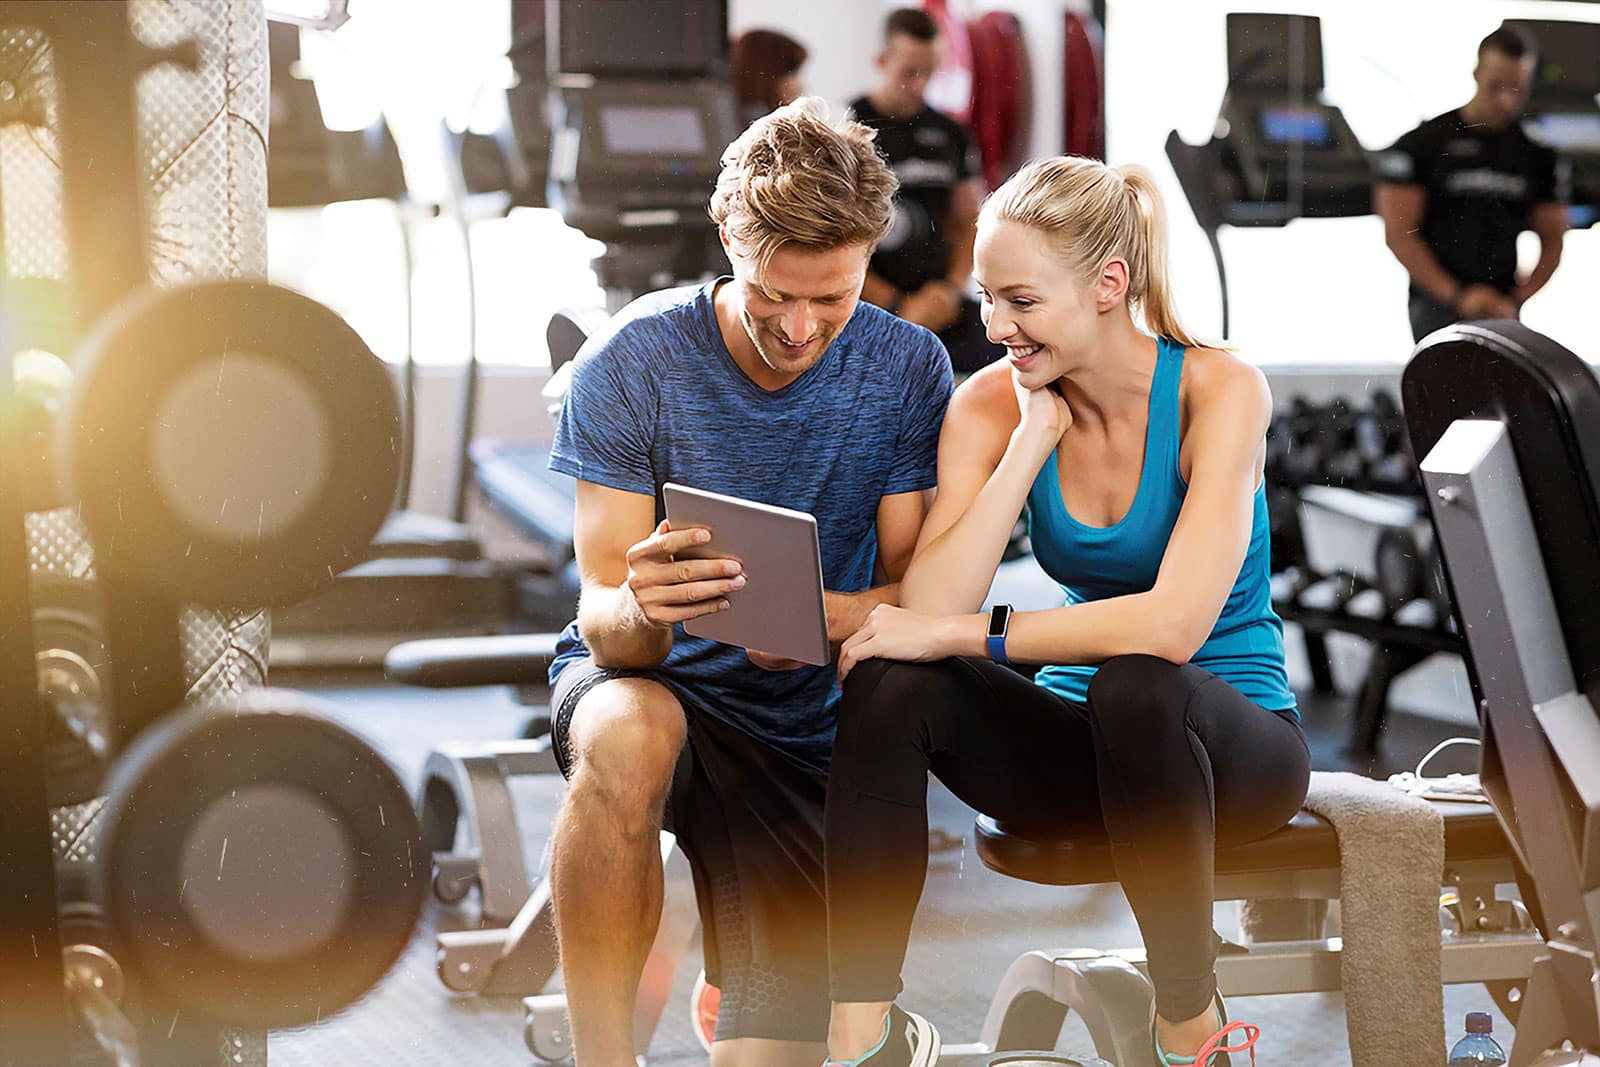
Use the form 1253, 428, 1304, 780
545, 98, 953, 1066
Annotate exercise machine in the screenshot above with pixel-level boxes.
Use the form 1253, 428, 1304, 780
1506, 18, 1600, 230
1166, 13, 1373, 336
263, 15, 511, 667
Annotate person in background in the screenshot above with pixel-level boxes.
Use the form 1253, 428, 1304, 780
1375, 23, 1567, 342
850, 7, 998, 373
731, 29, 809, 127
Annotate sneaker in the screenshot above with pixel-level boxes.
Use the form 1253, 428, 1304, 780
823, 1004, 941, 1067
689, 969, 719, 1052
1151, 996, 1259, 1067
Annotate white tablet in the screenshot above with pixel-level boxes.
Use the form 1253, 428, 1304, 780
661, 482, 831, 666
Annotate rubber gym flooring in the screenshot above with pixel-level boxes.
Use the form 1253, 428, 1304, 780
268, 560, 1510, 1065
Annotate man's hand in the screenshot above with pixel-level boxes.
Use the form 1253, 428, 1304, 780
899, 282, 961, 333
625, 520, 746, 628
1456, 284, 1518, 320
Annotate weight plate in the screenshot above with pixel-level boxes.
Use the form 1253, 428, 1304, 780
63, 281, 401, 608
93, 689, 425, 1028
32, 578, 111, 807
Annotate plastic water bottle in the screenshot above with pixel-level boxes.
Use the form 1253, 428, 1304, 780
1447, 1012, 1506, 1066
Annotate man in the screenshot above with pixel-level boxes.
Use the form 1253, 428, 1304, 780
544, 98, 953, 1066
850, 7, 997, 372
1376, 23, 1567, 342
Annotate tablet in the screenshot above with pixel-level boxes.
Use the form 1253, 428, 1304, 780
661, 482, 830, 666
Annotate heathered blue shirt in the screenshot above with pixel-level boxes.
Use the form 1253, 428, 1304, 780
548, 280, 953, 771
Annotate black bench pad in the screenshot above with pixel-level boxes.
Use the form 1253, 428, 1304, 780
975, 800, 1507, 887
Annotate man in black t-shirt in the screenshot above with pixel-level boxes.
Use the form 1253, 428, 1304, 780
850, 7, 997, 372
1376, 24, 1567, 341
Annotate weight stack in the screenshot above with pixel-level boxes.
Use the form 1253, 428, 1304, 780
3, 3, 270, 1063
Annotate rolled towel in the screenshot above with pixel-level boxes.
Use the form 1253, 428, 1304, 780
1303, 770, 1446, 1067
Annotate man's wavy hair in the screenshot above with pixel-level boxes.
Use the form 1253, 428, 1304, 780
709, 97, 899, 289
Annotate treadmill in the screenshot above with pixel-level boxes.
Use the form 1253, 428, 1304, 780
1166, 13, 1373, 336
264, 19, 510, 666
1507, 18, 1600, 230
439, 0, 738, 629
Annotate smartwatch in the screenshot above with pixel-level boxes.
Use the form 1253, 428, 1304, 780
986, 603, 1013, 666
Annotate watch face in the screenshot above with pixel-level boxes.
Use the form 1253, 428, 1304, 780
988, 604, 1008, 638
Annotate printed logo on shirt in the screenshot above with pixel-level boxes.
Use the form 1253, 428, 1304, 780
1375, 150, 1415, 181
1445, 138, 1483, 158
894, 157, 959, 186
1444, 168, 1528, 199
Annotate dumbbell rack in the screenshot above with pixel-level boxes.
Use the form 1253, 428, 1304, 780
0, 4, 242, 1062
1267, 394, 1464, 753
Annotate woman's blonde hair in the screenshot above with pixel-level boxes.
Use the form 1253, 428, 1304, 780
982, 156, 1205, 349
709, 97, 899, 284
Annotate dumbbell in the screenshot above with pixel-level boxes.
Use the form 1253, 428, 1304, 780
1296, 568, 1367, 614
1280, 396, 1326, 483
32, 577, 111, 807
61, 279, 402, 608
1318, 397, 1366, 485
1265, 411, 1294, 484
83, 688, 426, 1031
1373, 526, 1426, 619
1267, 486, 1305, 574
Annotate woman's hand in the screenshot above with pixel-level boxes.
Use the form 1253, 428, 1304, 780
837, 603, 954, 682
1011, 368, 1073, 449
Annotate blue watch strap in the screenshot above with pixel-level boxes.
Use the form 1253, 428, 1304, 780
986, 604, 1012, 666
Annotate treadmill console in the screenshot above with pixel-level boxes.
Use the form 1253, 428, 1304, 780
1507, 19, 1600, 229
548, 79, 739, 241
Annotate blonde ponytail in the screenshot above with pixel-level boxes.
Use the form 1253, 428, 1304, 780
1115, 164, 1204, 349
983, 156, 1213, 350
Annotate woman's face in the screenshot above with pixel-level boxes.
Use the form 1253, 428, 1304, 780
973, 218, 1100, 388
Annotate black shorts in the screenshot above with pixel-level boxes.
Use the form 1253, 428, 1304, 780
550, 656, 829, 1043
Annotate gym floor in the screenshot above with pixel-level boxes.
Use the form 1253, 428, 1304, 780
267, 556, 1508, 1066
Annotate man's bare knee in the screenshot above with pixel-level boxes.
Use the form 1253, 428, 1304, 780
566, 678, 687, 821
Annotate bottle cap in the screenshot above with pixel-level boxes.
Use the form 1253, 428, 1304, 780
1466, 1011, 1492, 1034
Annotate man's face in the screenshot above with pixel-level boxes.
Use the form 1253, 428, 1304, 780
875, 33, 941, 116
1473, 48, 1535, 129
726, 240, 870, 382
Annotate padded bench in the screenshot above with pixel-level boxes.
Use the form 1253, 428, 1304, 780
943, 799, 1537, 1062
977, 799, 1509, 889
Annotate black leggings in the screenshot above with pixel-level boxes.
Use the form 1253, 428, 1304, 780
825, 654, 1310, 1021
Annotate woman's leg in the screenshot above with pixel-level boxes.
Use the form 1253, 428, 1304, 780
1086, 654, 1310, 1052
825, 656, 1098, 1052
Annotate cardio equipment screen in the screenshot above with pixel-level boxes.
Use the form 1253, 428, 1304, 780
1259, 107, 1332, 146
600, 106, 708, 156
1523, 112, 1600, 153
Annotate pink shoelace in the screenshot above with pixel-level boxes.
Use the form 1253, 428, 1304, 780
1189, 1020, 1260, 1066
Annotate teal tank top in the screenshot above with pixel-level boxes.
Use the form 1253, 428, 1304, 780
1025, 337, 1296, 714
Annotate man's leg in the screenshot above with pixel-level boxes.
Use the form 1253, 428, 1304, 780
550, 676, 686, 1067
673, 710, 831, 1062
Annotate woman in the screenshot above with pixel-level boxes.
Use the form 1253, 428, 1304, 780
821, 156, 1309, 1067
730, 29, 808, 126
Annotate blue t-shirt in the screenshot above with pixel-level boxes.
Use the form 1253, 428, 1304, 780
548, 280, 953, 770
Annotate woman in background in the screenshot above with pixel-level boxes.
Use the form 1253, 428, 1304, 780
731, 29, 809, 126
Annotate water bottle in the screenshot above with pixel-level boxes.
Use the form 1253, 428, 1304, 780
1447, 1011, 1506, 1066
